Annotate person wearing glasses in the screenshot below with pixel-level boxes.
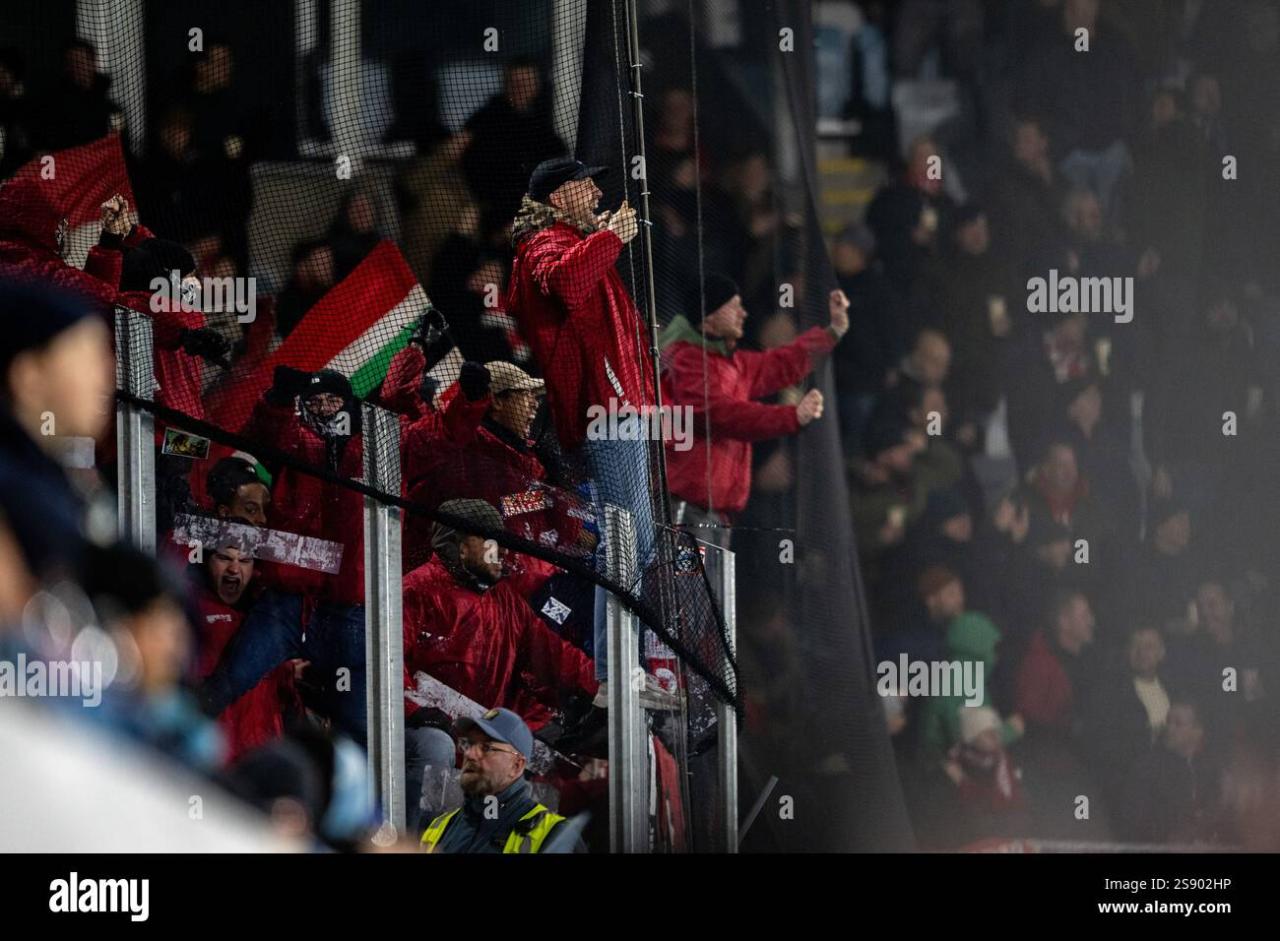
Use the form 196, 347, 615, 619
403, 360, 592, 592
419, 707, 575, 853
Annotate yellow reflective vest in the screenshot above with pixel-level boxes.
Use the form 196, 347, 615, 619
420, 803, 566, 854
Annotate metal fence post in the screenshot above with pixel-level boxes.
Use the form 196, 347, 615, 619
114, 307, 156, 552
605, 504, 647, 853
362, 403, 405, 833
709, 546, 739, 853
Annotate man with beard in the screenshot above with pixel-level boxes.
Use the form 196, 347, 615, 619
506, 156, 653, 685
404, 360, 588, 589
401, 499, 597, 735
419, 707, 575, 853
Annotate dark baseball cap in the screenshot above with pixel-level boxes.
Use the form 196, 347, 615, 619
528, 157, 609, 203
455, 707, 534, 761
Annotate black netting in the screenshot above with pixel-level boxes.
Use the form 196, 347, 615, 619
0, 0, 916, 852
60, 1, 736, 714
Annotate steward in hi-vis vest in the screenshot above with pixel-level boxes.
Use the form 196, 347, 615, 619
419, 707, 573, 854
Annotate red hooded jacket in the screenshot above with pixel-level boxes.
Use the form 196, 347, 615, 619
0, 178, 123, 306
193, 586, 299, 762
507, 221, 654, 449
114, 289, 205, 421
404, 396, 583, 589
662, 323, 835, 514
401, 557, 597, 731
242, 396, 366, 605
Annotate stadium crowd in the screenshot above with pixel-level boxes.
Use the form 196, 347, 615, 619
2, 0, 1280, 852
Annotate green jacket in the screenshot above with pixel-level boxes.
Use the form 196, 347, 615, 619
915, 611, 1022, 766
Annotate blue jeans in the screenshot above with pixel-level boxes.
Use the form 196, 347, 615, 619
201, 589, 368, 745
582, 419, 657, 682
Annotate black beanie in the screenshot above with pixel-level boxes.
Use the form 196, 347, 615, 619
305, 369, 353, 400
693, 273, 740, 322
120, 238, 197, 294
0, 277, 95, 377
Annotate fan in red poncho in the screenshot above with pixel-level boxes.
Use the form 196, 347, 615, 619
404, 359, 592, 594
402, 498, 598, 735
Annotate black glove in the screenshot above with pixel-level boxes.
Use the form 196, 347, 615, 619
409, 303, 449, 349
458, 361, 491, 401
179, 327, 231, 362
267, 365, 311, 405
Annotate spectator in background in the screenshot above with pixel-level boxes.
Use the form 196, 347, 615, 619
891, 0, 984, 82
917, 604, 1024, 772
274, 241, 335, 338
461, 58, 566, 221
831, 221, 904, 453
701, 152, 787, 313
929, 205, 1016, 439
1014, 589, 1097, 736
987, 113, 1068, 268
651, 87, 701, 170
0, 47, 33, 177
327, 190, 383, 281
943, 705, 1028, 837
865, 135, 955, 313
117, 235, 232, 423
660, 273, 846, 547
1122, 498, 1199, 632
1124, 85, 1210, 279
1086, 626, 1174, 803
184, 43, 246, 164
134, 107, 222, 245
206, 456, 271, 526
895, 327, 951, 390
651, 156, 704, 325
1021, 440, 1112, 580
1164, 578, 1271, 736
32, 39, 121, 150
848, 410, 927, 567
1016, 0, 1141, 212
1123, 699, 1225, 843
427, 210, 516, 364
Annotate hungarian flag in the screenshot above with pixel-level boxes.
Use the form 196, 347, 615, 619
206, 240, 457, 433
11, 134, 137, 267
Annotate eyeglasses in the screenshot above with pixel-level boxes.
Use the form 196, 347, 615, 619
457, 739, 519, 758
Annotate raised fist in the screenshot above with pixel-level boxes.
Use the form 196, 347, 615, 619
796, 388, 824, 426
